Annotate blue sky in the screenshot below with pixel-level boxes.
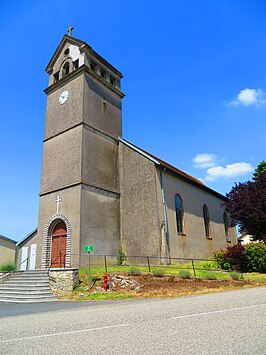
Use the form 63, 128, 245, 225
0, 0, 265, 241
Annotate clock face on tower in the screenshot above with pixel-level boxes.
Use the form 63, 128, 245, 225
59, 90, 69, 104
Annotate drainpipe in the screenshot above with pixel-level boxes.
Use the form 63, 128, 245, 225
160, 168, 170, 264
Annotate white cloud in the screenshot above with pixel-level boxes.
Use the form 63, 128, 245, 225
205, 162, 254, 182
193, 153, 217, 168
229, 88, 266, 107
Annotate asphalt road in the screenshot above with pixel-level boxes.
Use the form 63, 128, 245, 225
0, 287, 265, 355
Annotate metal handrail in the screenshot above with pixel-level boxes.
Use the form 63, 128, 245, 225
69, 253, 217, 262
17, 257, 29, 271
48, 252, 66, 273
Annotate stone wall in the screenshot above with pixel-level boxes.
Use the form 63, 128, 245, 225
0, 272, 13, 283
119, 143, 161, 259
49, 268, 79, 296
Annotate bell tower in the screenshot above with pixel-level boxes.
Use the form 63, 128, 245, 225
36, 29, 125, 268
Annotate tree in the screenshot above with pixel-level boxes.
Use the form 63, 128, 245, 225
223, 171, 266, 243
253, 160, 266, 180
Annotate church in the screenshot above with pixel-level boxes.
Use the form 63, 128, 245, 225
16, 29, 237, 270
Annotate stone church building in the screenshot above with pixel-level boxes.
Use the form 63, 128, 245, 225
19, 32, 237, 270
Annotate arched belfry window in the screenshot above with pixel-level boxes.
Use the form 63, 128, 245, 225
175, 194, 185, 234
62, 62, 70, 77
223, 211, 229, 241
203, 204, 211, 238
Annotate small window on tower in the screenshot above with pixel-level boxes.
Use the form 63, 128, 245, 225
73, 59, 79, 69
101, 68, 106, 79
62, 62, 70, 77
53, 71, 59, 83
110, 76, 116, 86
90, 60, 97, 72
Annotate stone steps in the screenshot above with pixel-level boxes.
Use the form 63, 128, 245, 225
5, 280, 50, 285
0, 285, 50, 291
0, 270, 57, 303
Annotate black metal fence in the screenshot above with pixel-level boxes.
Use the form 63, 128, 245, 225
69, 254, 228, 277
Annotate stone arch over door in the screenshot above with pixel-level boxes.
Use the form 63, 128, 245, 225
42, 213, 71, 269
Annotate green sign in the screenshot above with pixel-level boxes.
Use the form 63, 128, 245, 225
84, 245, 94, 253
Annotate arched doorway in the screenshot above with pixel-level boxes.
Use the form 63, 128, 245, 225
51, 220, 67, 268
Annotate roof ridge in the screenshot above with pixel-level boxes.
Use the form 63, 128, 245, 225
120, 138, 204, 185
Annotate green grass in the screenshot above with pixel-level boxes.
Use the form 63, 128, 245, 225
77, 292, 134, 301
78, 265, 266, 285
79, 263, 233, 282
242, 272, 266, 283
85, 261, 218, 277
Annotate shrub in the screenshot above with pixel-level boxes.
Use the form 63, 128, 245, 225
217, 243, 249, 272
214, 242, 266, 273
179, 269, 191, 279
203, 271, 218, 280
224, 243, 249, 272
230, 271, 244, 281
153, 269, 166, 277
128, 267, 141, 276
0, 262, 16, 272
245, 243, 266, 273
214, 250, 230, 270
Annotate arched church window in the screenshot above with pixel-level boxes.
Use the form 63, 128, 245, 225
223, 211, 229, 241
175, 194, 185, 234
62, 62, 70, 77
203, 204, 211, 238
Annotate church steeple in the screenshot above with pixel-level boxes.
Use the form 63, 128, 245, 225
36, 31, 124, 268
45, 33, 124, 98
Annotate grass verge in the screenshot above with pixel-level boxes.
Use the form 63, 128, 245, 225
77, 292, 134, 301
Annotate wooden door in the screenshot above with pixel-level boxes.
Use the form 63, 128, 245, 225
51, 221, 67, 268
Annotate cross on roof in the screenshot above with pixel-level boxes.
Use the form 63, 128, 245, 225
68, 25, 74, 36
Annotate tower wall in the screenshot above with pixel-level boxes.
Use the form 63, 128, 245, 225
36, 186, 81, 269
44, 74, 84, 140
36, 35, 124, 268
